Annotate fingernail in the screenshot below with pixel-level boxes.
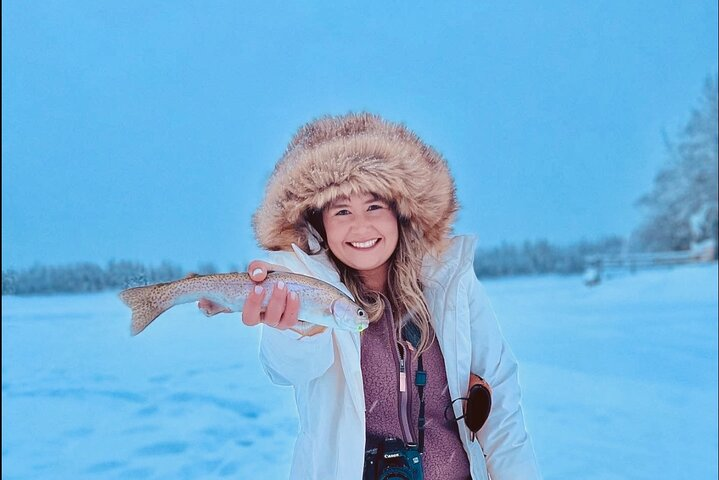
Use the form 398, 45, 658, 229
289, 292, 297, 301
277, 281, 285, 290
254, 285, 263, 295
252, 268, 263, 278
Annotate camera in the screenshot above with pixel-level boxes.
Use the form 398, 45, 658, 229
363, 437, 424, 480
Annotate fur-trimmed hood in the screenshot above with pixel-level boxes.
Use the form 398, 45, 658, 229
252, 112, 459, 254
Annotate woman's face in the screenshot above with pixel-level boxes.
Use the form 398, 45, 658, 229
322, 192, 399, 285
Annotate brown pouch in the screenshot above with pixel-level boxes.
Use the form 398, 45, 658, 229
463, 373, 492, 441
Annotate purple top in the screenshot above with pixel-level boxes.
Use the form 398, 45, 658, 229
361, 299, 472, 480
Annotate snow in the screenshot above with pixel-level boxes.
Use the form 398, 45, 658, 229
2, 263, 717, 479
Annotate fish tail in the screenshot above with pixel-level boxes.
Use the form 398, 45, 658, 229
118, 285, 171, 336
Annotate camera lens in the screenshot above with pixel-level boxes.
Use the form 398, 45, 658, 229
378, 468, 413, 480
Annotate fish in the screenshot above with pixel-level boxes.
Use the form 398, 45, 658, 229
119, 271, 369, 336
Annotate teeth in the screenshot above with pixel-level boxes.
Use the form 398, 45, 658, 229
350, 239, 379, 249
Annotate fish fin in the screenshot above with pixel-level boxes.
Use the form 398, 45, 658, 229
199, 301, 232, 317
289, 322, 328, 338
118, 285, 170, 336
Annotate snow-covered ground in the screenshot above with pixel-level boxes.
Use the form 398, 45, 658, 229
2, 263, 717, 479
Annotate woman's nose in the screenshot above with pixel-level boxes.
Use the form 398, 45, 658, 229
349, 213, 373, 230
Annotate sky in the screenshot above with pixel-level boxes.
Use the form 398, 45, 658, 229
3, 1, 718, 271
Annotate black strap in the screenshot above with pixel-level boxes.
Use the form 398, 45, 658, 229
415, 354, 427, 453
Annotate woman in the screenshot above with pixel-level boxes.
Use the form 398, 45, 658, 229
202, 113, 541, 479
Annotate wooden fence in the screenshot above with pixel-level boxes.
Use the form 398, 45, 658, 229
583, 244, 716, 285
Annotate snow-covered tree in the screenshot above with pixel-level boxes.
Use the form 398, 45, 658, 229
2, 269, 18, 295
634, 76, 718, 252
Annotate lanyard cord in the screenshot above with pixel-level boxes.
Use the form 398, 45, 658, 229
399, 317, 426, 452
415, 354, 427, 453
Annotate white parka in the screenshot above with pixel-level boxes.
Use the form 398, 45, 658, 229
258, 235, 542, 480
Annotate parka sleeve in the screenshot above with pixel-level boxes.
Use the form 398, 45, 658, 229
259, 324, 335, 386
255, 250, 338, 387
468, 274, 542, 479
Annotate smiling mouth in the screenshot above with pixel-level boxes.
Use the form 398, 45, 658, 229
348, 238, 380, 249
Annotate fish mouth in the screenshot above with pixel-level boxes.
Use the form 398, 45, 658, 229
346, 238, 381, 250
331, 299, 369, 330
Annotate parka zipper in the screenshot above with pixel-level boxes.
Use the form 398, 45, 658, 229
380, 293, 415, 446
396, 342, 414, 444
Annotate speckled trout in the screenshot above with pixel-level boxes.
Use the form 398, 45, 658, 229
119, 271, 368, 336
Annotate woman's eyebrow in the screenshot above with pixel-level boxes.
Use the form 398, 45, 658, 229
328, 195, 384, 209
328, 197, 351, 209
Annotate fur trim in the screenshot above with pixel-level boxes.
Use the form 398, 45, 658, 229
253, 112, 459, 254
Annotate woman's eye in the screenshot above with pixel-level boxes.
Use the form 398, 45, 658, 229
335, 209, 351, 216
367, 204, 383, 211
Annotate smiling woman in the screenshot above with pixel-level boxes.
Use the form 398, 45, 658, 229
201, 112, 541, 479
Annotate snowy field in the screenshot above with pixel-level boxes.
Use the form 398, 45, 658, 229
2, 263, 717, 479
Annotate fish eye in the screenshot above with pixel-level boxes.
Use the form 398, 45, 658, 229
357, 308, 365, 317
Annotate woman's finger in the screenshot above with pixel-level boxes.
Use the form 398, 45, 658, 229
242, 285, 266, 326
247, 261, 268, 282
246, 260, 291, 282
276, 291, 300, 330
263, 281, 288, 328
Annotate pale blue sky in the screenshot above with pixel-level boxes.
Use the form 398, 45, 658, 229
3, 1, 717, 270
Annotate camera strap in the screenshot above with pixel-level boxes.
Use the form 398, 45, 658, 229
415, 354, 427, 453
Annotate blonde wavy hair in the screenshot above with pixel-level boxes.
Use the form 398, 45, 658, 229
308, 200, 436, 356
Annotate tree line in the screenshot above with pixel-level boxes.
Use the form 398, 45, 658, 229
0, 260, 236, 296
473, 237, 624, 278
2, 237, 626, 295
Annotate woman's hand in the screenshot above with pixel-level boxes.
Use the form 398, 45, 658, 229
193, 261, 301, 331
241, 260, 301, 331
